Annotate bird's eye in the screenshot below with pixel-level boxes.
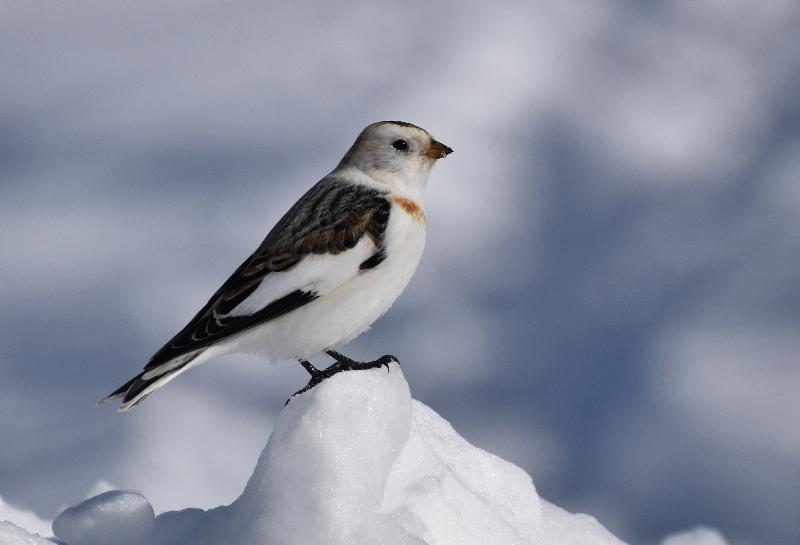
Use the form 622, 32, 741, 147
392, 139, 409, 151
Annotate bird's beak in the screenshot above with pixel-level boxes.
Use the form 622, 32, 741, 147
425, 139, 454, 160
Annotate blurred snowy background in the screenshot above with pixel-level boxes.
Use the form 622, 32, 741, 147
1, 1, 798, 544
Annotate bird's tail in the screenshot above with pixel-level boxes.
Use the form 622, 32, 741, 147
99, 350, 204, 411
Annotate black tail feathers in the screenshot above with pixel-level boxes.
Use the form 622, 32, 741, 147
99, 351, 203, 411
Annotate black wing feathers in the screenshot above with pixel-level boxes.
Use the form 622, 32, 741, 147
144, 178, 391, 371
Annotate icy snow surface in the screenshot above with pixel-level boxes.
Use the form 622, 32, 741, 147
4, 365, 627, 545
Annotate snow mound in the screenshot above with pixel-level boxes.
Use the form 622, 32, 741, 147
52, 490, 154, 545
10, 364, 625, 545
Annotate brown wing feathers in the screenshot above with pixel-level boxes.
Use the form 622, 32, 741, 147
143, 178, 391, 371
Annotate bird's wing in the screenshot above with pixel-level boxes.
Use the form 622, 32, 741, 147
144, 177, 391, 371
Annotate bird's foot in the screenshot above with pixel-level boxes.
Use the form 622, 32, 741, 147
287, 352, 398, 404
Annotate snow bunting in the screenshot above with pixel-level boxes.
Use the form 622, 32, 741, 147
102, 121, 452, 410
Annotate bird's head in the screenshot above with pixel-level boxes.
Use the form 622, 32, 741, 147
338, 121, 453, 190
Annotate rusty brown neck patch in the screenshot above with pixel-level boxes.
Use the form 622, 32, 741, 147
392, 196, 426, 222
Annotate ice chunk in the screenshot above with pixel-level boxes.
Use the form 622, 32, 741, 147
52, 490, 154, 545
43, 364, 627, 545
145, 364, 625, 545
210, 363, 414, 544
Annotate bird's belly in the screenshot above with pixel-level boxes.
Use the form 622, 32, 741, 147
228, 215, 426, 360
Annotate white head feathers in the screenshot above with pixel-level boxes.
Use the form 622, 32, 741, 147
338, 121, 453, 190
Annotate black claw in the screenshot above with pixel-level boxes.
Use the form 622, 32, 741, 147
286, 353, 401, 405
374, 354, 397, 373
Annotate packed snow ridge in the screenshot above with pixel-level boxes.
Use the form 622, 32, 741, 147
5, 364, 630, 545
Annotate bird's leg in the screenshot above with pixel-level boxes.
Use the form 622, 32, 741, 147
324, 349, 359, 366
298, 359, 320, 377
325, 349, 396, 372
287, 352, 399, 404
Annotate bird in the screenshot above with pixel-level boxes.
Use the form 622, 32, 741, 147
101, 121, 452, 410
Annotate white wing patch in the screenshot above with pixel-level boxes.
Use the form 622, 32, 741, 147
226, 237, 377, 318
